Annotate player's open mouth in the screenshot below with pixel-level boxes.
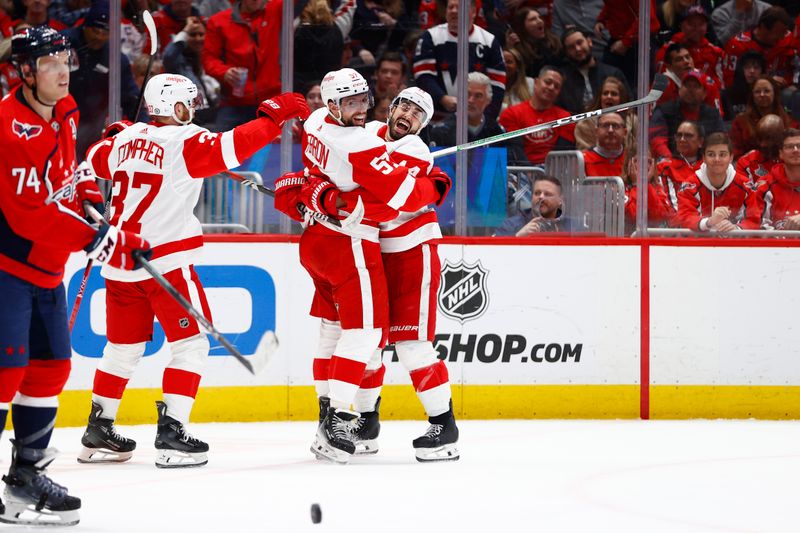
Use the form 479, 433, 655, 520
395, 119, 411, 133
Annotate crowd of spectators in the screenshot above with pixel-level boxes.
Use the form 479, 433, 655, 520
2, 0, 800, 236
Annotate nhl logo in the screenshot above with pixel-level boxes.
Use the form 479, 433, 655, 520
437, 260, 489, 323
178, 317, 190, 328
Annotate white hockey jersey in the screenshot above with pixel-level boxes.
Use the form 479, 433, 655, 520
86, 115, 283, 281
364, 121, 443, 253
302, 107, 443, 242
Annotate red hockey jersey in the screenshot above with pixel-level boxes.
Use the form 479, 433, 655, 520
0, 88, 95, 288
722, 30, 796, 88
747, 163, 800, 229
676, 164, 754, 230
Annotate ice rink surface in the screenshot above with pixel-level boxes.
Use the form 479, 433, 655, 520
1, 419, 798, 532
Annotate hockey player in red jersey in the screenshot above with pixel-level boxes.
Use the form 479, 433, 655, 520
343, 87, 459, 462
273, 68, 450, 464
79, 73, 309, 468
0, 27, 151, 526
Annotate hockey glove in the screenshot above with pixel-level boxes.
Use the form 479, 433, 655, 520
257, 92, 311, 126
299, 175, 340, 219
428, 166, 452, 207
102, 120, 133, 140
273, 170, 308, 222
85, 225, 152, 271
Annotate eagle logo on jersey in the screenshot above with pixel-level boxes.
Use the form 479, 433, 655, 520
438, 260, 489, 323
12, 119, 42, 140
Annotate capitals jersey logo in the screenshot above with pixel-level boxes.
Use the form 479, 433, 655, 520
12, 119, 42, 140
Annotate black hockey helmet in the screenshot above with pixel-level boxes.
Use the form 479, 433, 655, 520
11, 26, 73, 75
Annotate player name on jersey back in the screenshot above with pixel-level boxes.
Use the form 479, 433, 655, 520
117, 137, 165, 169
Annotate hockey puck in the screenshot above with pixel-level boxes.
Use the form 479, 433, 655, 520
310, 503, 322, 524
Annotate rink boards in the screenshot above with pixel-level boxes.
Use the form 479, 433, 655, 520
51, 236, 800, 425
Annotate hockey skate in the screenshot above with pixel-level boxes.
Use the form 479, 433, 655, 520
412, 401, 460, 462
310, 407, 358, 464
154, 401, 208, 468
0, 440, 81, 527
317, 396, 330, 424
78, 401, 136, 463
352, 396, 381, 455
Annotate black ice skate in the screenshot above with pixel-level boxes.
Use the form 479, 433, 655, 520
412, 401, 460, 462
78, 401, 136, 463
353, 396, 381, 455
318, 396, 330, 424
310, 406, 358, 464
0, 440, 81, 527
154, 401, 208, 468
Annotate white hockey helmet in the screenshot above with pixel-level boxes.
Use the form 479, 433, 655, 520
144, 73, 201, 125
320, 68, 373, 121
390, 87, 434, 130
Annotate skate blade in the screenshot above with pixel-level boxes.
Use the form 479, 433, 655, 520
0, 498, 80, 527
353, 439, 379, 455
310, 435, 351, 464
414, 443, 460, 462
155, 449, 208, 468
77, 446, 133, 464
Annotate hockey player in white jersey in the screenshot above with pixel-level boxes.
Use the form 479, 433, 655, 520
272, 68, 451, 464
79, 73, 309, 468
315, 87, 459, 461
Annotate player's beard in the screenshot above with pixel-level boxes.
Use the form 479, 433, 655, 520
388, 115, 415, 140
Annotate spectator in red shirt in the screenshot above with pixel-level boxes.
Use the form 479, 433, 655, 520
203, 0, 282, 131
735, 113, 783, 186
677, 132, 754, 231
594, 0, 660, 90
658, 119, 705, 207
650, 68, 724, 160
746, 128, 800, 230
730, 76, 796, 159
721, 6, 795, 90
152, 0, 200, 54
583, 112, 626, 177
499, 66, 575, 166
621, 143, 676, 233
655, 6, 723, 89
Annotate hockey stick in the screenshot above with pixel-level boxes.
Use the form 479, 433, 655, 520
432, 73, 668, 159
222, 169, 366, 229
133, 10, 158, 121
84, 205, 279, 375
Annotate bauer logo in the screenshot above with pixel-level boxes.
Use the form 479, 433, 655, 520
437, 260, 489, 323
68, 265, 276, 358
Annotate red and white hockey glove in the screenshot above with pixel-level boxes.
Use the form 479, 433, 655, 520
427, 166, 452, 207
299, 175, 340, 219
85, 225, 152, 271
257, 92, 311, 127
102, 119, 132, 139
273, 170, 308, 222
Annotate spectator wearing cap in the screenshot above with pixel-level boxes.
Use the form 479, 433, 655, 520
203, 0, 283, 131
650, 68, 724, 160
656, 43, 722, 114
556, 27, 628, 114
152, 0, 201, 53
722, 7, 795, 90
729, 76, 796, 158
655, 6, 723, 89
60, 0, 139, 158
711, 0, 771, 47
